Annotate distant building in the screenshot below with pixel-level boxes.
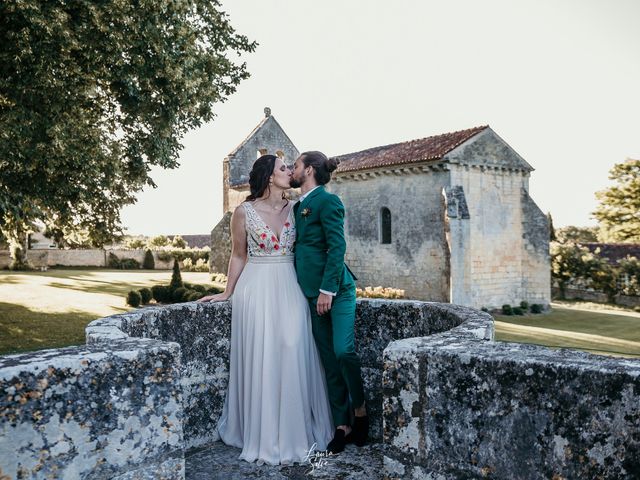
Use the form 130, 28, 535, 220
211, 109, 550, 309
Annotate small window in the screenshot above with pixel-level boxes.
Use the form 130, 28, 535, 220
257, 148, 268, 158
380, 207, 391, 244
276, 150, 285, 159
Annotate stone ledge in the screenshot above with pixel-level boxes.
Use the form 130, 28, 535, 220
383, 318, 640, 479
0, 339, 184, 479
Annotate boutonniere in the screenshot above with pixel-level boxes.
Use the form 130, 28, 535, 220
301, 207, 312, 217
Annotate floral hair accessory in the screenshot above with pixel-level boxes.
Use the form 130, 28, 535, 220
301, 208, 311, 217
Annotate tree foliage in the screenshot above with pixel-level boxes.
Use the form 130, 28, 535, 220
593, 158, 640, 242
0, 0, 256, 255
555, 225, 599, 244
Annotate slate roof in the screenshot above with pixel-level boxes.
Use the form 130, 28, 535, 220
333, 126, 489, 173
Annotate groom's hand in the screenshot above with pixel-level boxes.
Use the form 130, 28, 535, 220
317, 292, 333, 316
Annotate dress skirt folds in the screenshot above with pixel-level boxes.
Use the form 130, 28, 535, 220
216, 255, 334, 465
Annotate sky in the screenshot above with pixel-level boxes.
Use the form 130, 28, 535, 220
121, 0, 640, 236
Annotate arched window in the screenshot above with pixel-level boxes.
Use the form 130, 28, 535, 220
380, 207, 391, 244
257, 148, 268, 158
276, 150, 284, 159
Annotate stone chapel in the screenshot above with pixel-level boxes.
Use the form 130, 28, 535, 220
210, 108, 550, 309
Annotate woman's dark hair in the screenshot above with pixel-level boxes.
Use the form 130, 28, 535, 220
300, 151, 339, 185
246, 154, 277, 201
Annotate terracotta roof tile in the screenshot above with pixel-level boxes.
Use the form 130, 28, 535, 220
333, 126, 489, 173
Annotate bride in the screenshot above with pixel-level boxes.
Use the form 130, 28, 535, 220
198, 154, 333, 464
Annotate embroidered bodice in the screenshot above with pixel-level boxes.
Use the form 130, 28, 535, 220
242, 202, 296, 257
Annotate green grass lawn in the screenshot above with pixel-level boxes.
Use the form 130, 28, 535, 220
2, 269, 640, 359
495, 302, 640, 357
0, 268, 215, 355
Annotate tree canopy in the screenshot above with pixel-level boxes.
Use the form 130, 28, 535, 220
593, 158, 640, 243
0, 0, 255, 266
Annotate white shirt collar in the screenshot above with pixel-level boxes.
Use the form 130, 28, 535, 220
299, 185, 320, 202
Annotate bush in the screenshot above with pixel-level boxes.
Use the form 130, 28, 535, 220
634, 306, 640, 313
355, 286, 405, 299
186, 291, 204, 301
119, 258, 140, 269
481, 307, 489, 312
513, 307, 524, 315
184, 282, 206, 293
151, 285, 171, 303
501, 304, 513, 315
519, 301, 529, 310
126, 290, 141, 307
143, 249, 155, 269
172, 287, 188, 302
139, 288, 152, 304
107, 252, 121, 268
211, 272, 228, 285
530, 304, 543, 314
170, 259, 183, 290
206, 285, 225, 295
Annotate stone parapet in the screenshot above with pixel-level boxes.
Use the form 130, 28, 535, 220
383, 309, 640, 479
0, 339, 184, 479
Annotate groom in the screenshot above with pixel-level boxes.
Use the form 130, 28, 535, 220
290, 150, 368, 454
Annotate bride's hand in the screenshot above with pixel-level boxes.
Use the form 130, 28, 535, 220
197, 292, 230, 303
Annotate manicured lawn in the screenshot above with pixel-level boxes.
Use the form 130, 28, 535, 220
2, 269, 639, 359
0, 269, 215, 355
495, 302, 640, 357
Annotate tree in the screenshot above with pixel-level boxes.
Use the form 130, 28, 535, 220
0, 0, 256, 265
143, 249, 155, 270
551, 241, 618, 302
555, 226, 599, 244
169, 259, 183, 290
147, 235, 170, 249
171, 235, 188, 249
593, 158, 640, 242
547, 212, 557, 242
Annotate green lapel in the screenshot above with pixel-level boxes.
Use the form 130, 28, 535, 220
295, 186, 324, 237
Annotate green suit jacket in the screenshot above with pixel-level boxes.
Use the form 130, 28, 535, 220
294, 186, 356, 298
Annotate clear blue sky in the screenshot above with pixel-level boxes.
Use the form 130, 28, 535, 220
121, 0, 640, 235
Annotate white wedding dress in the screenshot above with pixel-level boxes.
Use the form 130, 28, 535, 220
216, 201, 334, 464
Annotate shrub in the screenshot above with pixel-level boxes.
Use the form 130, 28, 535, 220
184, 282, 206, 293
206, 285, 225, 295
172, 287, 188, 302
151, 285, 171, 303
194, 258, 209, 272
182, 258, 194, 270
143, 249, 155, 270
124, 237, 147, 249
119, 258, 140, 269
520, 301, 529, 310
170, 259, 183, 290
513, 307, 524, 315
501, 304, 513, 315
530, 304, 543, 314
186, 291, 204, 301
211, 272, 228, 285
107, 252, 121, 268
481, 307, 489, 312
355, 286, 405, 299
139, 288, 152, 304
147, 235, 170, 248
634, 306, 640, 313
126, 290, 141, 307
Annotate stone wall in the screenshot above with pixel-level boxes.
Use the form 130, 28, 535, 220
209, 212, 232, 275
85, 300, 483, 448
0, 249, 174, 270
383, 321, 640, 479
329, 171, 451, 301
0, 339, 184, 479
552, 287, 640, 308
